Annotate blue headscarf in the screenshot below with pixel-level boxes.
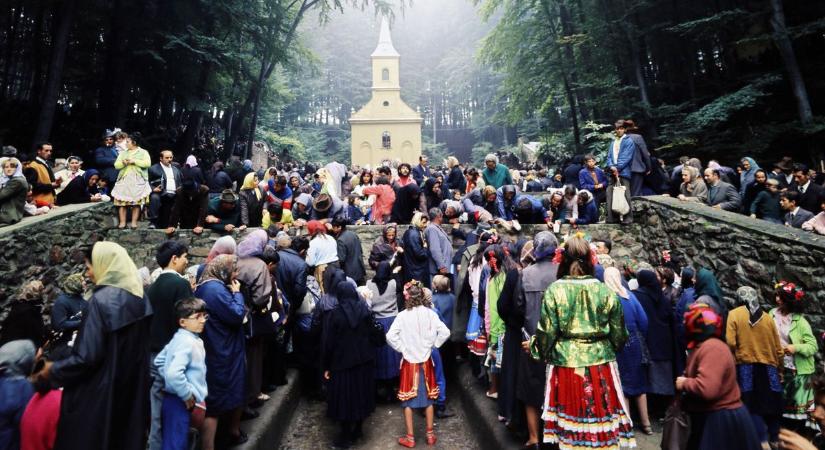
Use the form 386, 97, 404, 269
739, 157, 761, 195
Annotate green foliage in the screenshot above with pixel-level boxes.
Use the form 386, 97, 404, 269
470, 142, 495, 167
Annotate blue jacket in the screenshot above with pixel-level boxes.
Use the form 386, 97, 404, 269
0, 375, 33, 450
412, 164, 431, 186
606, 136, 635, 179
578, 167, 608, 193
154, 328, 208, 403
575, 199, 599, 225
94, 145, 119, 184
194, 280, 246, 413
432, 293, 455, 330
512, 195, 550, 224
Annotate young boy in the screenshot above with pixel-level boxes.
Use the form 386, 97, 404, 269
154, 297, 209, 450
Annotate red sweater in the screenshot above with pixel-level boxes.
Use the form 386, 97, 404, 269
20, 390, 62, 450
682, 338, 742, 413
363, 185, 396, 224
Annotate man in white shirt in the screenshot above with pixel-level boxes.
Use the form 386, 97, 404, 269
148, 150, 182, 229
792, 163, 824, 213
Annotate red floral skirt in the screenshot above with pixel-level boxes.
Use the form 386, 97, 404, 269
542, 361, 636, 449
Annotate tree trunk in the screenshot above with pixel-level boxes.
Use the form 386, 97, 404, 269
32, 0, 76, 146
769, 0, 813, 125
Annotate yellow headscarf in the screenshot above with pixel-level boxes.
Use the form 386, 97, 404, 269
92, 241, 144, 298
241, 172, 261, 200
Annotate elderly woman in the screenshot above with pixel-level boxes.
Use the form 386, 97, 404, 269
633, 269, 675, 402
741, 169, 768, 213
726, 286, 783, 446
239, 172, 264, 228
0, 281, 47, 349
677, 304, 761, 449
0, 157, 29, 226
750, 178, 783, 224
739, 157, 761, 199
369, 223, 401, 271
54, 155, 84, 194
367, 261, 402, 400
56, 169, 103, 205
401, 212, 430, 288
111, 132, 152, 229
529, 235, 634, 449
677, 165, 708, 203
194, 254, 247, 449
38, 242, 153, 450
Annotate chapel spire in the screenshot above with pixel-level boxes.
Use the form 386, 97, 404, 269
371, 17, 400, 58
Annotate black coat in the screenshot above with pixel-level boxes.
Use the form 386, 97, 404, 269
794, 182, 824, 215
276, 248, 309, 311
56, 175, 94, 206
239, 189, 264, 227
446, 166, 466, 192
50, 286, 152, 450
148, 163, 182, 192
336, 230, 366, 284
401, 227, 430, 287
146, 272, 193, 353
391, 182, 420, 224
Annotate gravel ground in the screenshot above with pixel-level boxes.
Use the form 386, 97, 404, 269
278, 388, 478, 450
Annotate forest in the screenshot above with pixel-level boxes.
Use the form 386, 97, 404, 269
0, 0, 823, 169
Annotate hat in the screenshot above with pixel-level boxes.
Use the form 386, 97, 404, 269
2, 146, 17, 157
774, 157, 794, 171
219, 189, 237, 204
313, 193, 332, 212
104, 127, 121, 138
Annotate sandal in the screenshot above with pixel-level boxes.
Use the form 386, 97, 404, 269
426, 429, 436, 446
398, 434, 416, 448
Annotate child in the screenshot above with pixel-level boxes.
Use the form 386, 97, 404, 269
770, 281, 818, 432
386, 280, 450, 447
154, 298, 209, 450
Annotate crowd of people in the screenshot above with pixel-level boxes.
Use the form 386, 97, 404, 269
2, 119, 825, 450
2, 121, 824, 237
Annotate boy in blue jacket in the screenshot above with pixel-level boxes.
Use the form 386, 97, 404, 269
154, 297, 209, 450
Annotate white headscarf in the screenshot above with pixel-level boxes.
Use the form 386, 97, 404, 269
603, 267, 629, 299
0, 157, 25, 188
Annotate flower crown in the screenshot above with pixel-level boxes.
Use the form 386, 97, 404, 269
775, 280, 805, 302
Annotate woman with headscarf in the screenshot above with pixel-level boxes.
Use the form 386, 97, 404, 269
674, 267, 696, 374
529, 235, 634, 449
726, 286, 784, 447
239, 172, 264, 228
0, 157, 29, 225
632, 269, 676, 402
36, 242, 152, 450
677, 166, 708, 203
421, 175, 445, 213
368, 223, 400, 270
676, 303, 761, 450
694, 268, 726, 316
0, 280, 47, 349
235, 230, 274, 416
321, 280, 381, 448
0, 340, 36, 450
306, 220, 339, 293
400, 212, 430, 288
49, 273, 88, 359
194, 254, 247, 448
770, 281, 818, 432
605, 267, 653, 435
739, 157, 761, 199
56, 169, 103, 205
484, 243, 521, 423
366, 261, 401, 400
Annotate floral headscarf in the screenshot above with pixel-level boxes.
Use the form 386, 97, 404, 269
604, 267, 628, 299
18, 280, 45, 302
683, 303, 723, 349
736, 286, 762, 326
200, 254, 237, 285
61, 273, 85, 296
237, 229, 268, 259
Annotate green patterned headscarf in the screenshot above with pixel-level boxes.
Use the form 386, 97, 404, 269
61, 273, 85, 295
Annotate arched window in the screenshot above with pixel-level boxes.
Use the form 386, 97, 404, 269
382, 131, 391, 149
382, 68, 390, 81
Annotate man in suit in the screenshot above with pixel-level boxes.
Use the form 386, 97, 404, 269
147, 150, 182, 229
605, 119, 635, 224
412, 155, 431, 187
626, 121, 651, 197
769, 157, 795, 191
780, 191, 814, 228
791, 163, 824, 214
703, 168, 741, 212
28, 142, 60, 207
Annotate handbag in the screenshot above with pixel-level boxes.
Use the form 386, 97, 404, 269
661, 396, 690, 450
611, 184, 630, 216
367, 314, 387, 347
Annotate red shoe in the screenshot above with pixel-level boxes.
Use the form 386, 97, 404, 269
426, 429, 437, 446
398, 434, 416, 448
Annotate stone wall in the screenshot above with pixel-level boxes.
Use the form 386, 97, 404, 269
2, 197, 823, 334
